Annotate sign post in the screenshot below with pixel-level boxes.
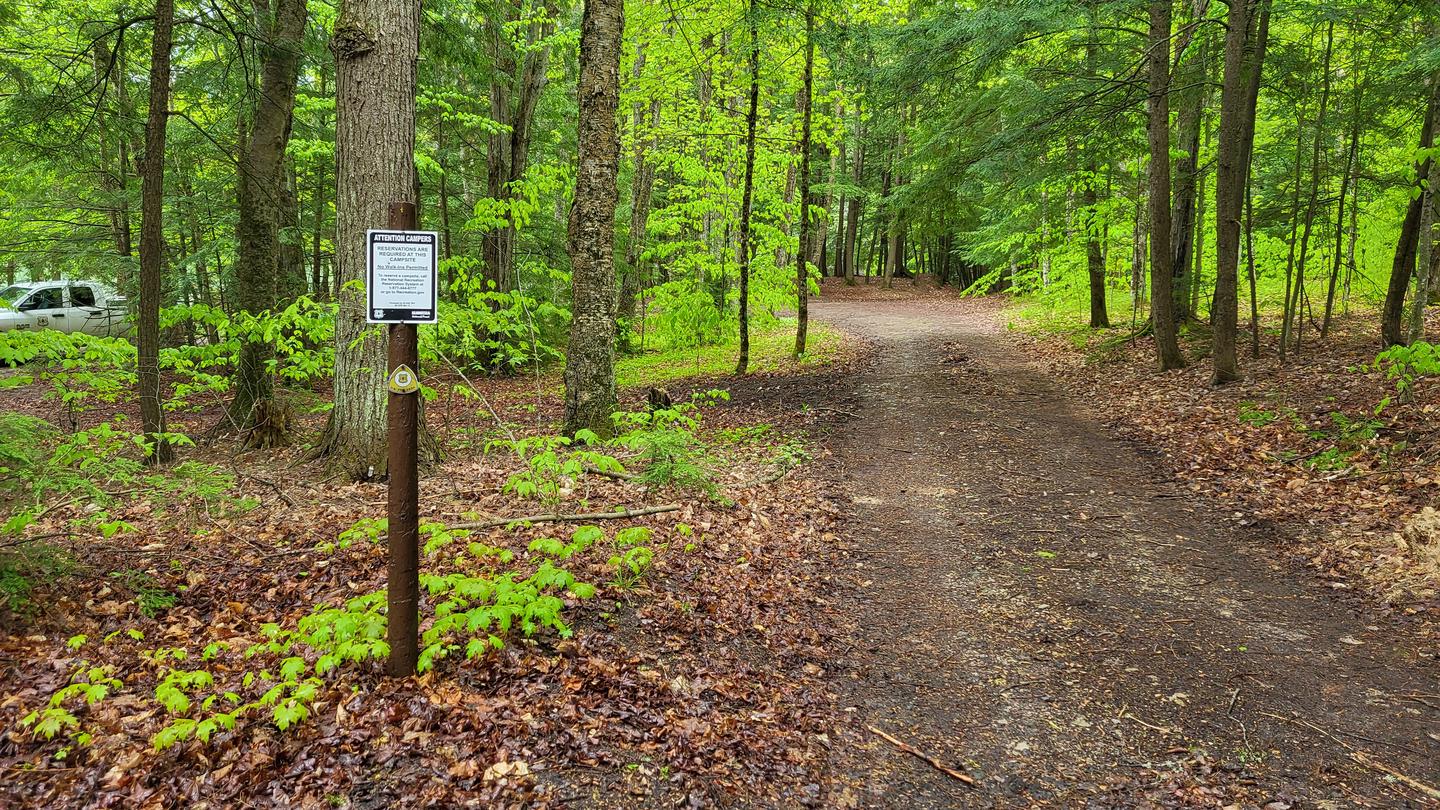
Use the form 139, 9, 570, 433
367, 202, 437, 677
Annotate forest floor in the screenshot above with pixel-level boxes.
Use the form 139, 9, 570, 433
4, 283, 1440, 808
808, 278, 1440, 808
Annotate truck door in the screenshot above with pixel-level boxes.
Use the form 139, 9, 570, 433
68, 284, 115, 335
16, 286, 67, 331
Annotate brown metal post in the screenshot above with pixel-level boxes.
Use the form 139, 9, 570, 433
385, 201, 420, 677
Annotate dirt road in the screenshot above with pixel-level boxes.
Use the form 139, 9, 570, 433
808, 292, 1440, 808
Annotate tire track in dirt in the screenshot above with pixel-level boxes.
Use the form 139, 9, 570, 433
810, 294, 1440, 808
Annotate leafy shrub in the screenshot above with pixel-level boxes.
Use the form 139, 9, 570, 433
489, 430, 627, 504
1371, 341, 1440, 408
611, 390, 728, 495
425, 258, 568, 373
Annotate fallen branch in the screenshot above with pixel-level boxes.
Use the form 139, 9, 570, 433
1261, 710, 1436, 795
866, 724, 976, 787
1351, 752, 1440, 801
450, 504, 682, 531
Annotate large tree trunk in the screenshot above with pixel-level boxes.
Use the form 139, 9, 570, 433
315, 0, 421, 478
734, 0, 760, 375
137, 0, 175, 465
1147, 0, 1185, 369
1382, 76, 1440, 347
229, 0, 308, 449
562, 0, 624, 436
1212, 0, 1268, 383
793, 5, 814, 357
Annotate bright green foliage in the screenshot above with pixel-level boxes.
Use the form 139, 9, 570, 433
19, 662, 122, 751
1372, 342, 1440, 407
611, 391, 729, 495
489, 431, 627, 504
607, 526, 655, 589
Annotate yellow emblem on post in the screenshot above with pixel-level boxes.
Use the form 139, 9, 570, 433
387, 364, 420, 394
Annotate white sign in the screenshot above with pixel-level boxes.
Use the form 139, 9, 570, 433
366, 229, 439, 324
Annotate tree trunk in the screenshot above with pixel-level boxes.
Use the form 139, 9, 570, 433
619, 43, 660, 350
228, 0, 308, 449
484, 0, 556, 292
1148, 0, 1185, 369
562, 0, 624, 436
1169, 0, 1212, 323
1284, 21, 1335, 358
844, 121, 863, 286
831, 98, 845, 279
1322, 53, 1362, 338
138, 0, 175, 465
1211, 0, 1268, 382
1084, 164, 1109, 327
734, 0, 759, 375
1382, 75, 1440, 347
794, 5, 814, 357
315, 0, 421, 479
1131, 160, 1147, 306
1409, 157, 1440, 343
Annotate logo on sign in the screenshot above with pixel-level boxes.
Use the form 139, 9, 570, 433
387, 364, 420, 394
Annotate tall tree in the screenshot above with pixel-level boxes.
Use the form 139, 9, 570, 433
1169, 0, 1212, 321
794, 4, 814, 357
316, 0, 421, 477
483, 0, 557, 292
735, 0, 760, 375
229, 0, 309, 448
1212, 0, 1269, 384
1148, 0, 1185, 370
137, 0, 176, 465
562, 0, 624, 435
1382, 75, 1440, 347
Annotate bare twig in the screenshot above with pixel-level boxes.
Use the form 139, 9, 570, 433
866, 725, 976, 787
449, 504, 682, 531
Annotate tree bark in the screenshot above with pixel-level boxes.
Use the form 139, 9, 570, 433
1084, 20, 1109, 328
315, 0, 421, 479
229, 0, 308, 448
1148, 0, 1185, 369
1410, 157, 1440, 343
794, 5, 814, 357
735, 0, 760, 374
1382, 75, 1440, 347
1212, 0, 1268, 383
137, 0, 175, 465
562, 0, 624, 436
1169, 0, 1212, 322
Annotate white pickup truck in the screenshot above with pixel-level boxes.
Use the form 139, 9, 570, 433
0, 280, 130, 337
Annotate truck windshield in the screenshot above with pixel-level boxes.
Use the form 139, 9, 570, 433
0, 286, 27, 308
